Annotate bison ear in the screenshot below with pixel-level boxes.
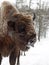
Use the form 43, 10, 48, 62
7, 21, 15, 31
33, 13, 36, 21
1, 1, 19, 18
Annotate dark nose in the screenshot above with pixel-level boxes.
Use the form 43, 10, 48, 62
30, 33, 36, 43
31, 33, 36, 38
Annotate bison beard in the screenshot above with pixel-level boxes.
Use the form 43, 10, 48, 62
0, 1, 36, 65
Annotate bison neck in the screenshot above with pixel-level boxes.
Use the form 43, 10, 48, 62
0, 34, 15, 57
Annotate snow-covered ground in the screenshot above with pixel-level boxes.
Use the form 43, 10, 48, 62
1, 37, 49, 65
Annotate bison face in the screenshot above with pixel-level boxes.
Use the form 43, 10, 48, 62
17, 14, 36, 47
7, 13, 36, 47
1, 1, 36, 48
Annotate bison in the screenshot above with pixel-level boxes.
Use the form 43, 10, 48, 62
0, 1, 36, 65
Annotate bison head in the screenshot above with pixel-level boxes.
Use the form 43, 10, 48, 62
7, 13, 36, 48
1, 1, 36, 50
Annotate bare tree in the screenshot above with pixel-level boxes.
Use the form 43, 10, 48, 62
16, 0, 24, 9
36, 0, 48, 41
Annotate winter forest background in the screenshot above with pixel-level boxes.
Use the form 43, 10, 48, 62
0, 0, 49, 65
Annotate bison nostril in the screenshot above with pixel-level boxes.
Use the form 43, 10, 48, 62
33, 33, 36, 37
30, 39, 33, 43
29, 33, 36, 43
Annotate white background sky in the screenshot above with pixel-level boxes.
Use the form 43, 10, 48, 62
0, 0, 49, 9
0, 0, 49, 5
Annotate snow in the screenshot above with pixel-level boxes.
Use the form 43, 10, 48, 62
1, 37, 49, 65
20, 38, 49, 65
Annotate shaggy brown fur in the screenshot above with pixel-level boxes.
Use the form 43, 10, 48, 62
0, 1, 36, 65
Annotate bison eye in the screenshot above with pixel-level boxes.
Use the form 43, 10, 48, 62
18, 24, 25, 33
8, 21, 15, 31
